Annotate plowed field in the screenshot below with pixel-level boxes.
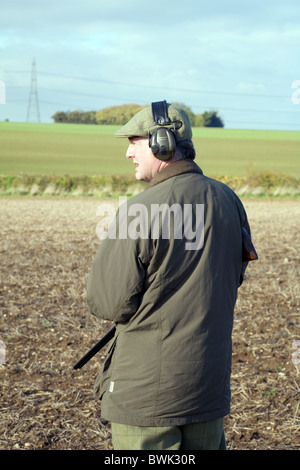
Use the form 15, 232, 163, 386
0, 197, 299, 450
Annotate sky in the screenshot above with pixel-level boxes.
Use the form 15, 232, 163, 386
0, 0, 300, 130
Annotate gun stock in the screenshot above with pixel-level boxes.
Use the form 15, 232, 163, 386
73, 326, 116, 370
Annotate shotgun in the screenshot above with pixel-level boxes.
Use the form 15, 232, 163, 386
73, 325, 116, 369
242, 227, 258, 262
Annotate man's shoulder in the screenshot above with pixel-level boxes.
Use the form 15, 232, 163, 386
128, 179, 174, 206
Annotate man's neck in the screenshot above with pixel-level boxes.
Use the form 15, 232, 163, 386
146, 159, 203, 189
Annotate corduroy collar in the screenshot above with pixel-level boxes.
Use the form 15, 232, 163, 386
146, 159, 203, 190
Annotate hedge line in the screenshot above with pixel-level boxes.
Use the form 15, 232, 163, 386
0, 174, 146, 197
0, 171, 299, 197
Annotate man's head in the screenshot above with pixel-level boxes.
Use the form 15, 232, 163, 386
125, 136, 165, 182
115, 101, 195, 181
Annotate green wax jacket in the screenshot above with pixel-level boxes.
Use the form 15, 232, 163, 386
86, 159, 250, 426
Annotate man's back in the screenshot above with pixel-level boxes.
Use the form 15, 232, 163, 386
87, 161, 250, 426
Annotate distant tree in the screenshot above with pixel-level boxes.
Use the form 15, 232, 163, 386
52, 104, 225, 127
194, 113, 205, 127
68, 110, 82, 123
202, 110, 224, 128
171, 102, 196, 126
52, 111, 68, 123
81, 111, 97, 124
52, 110, 97, 124
95, 104, 146, 125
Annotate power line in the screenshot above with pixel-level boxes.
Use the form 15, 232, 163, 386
7, 86, 299, 115
4, 69, 291, 99
36, 72, 293, 99
3, 67, 299, 128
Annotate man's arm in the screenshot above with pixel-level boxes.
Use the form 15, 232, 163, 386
86, 234, 146, 324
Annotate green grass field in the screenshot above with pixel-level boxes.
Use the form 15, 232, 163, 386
0, 122, 299, 177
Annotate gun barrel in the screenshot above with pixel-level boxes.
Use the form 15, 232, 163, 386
73, 326, 116, 370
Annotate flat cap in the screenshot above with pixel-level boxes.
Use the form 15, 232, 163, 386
114, 102, 192, 141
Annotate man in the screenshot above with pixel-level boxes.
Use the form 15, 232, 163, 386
86, 101, 253, 450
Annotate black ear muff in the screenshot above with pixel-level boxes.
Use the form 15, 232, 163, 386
149, 100, 177, 161
150, 127, 176, 161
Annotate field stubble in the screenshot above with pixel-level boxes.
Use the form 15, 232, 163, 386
0, 197, 299, 450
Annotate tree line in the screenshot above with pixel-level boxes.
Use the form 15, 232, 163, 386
52, 103, 224, 127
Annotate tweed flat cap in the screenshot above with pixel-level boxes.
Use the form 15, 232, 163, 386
114, 102, 192, 141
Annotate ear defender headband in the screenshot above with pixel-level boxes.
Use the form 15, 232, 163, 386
149, 101, 181, 161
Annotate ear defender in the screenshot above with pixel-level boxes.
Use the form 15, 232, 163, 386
149, 127, 176, 161
149, 100, 177, 161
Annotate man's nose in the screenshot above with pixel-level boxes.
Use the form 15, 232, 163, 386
126, 146, 134, 159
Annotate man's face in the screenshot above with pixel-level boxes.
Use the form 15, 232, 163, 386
126, 137, 164, 182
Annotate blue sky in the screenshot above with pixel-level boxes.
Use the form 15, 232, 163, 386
0, 0, 300, 130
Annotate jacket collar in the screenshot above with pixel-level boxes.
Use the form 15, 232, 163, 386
146, 159, 203, 189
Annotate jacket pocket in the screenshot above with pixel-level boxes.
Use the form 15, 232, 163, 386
93, 335, 118, 400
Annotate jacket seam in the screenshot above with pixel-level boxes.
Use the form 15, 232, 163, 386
151, 275, 164, 418
151, 176, 177, 417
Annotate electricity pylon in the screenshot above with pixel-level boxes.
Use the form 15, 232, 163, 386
26, 58, 41, 122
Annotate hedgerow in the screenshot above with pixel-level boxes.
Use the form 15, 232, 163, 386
0, 171, 299, 197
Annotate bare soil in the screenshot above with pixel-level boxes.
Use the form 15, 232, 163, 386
0, 197, 299, 450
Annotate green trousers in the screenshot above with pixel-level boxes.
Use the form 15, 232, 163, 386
111, 417, 226, 450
